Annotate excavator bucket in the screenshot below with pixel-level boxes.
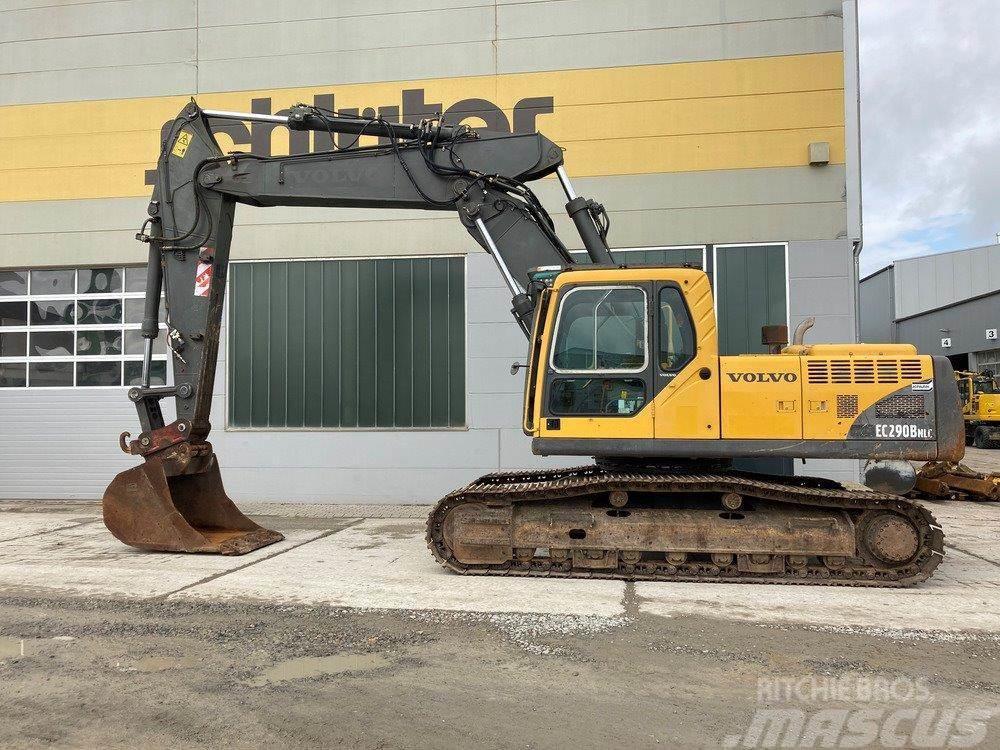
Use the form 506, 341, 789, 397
103, 442, 284, 555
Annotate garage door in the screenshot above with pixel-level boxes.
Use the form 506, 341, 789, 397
713, 244, 787, 355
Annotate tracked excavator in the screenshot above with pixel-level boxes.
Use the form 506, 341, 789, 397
103, 100, 965, 587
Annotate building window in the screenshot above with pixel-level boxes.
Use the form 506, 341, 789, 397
0, 267, 168, 388
227, 257, 466, 429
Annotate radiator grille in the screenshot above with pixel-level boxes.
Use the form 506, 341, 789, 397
806, 361, 830, 383
807, 359, 924, 384
875, 394, 928, 419
836, 394, 859, 418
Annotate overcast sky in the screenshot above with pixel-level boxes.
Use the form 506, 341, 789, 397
858, 0, 1000, 275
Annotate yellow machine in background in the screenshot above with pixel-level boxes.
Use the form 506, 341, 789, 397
956, 371, 1000, 448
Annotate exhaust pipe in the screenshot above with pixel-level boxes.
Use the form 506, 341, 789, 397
792, 317, 816, 346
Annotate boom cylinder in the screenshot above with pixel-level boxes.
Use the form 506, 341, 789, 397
555, 166, 614, 265
201, 106, 457, 142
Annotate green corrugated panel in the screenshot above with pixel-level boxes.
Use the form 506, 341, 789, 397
228, 262, 253, 427
716, 245, 786, 355
429, 260, 450, 426
447, 257, 466, 426
267, 261, 288, 426
392, 259, 414, 426
356, 260, 377, 427
284, 262, 306, 427
410, 260, 432, 428
339, 260, 360, 427
228, 257, 465, 428
301, 261, 324, 427
570, 247, 705, 268
320, 261, 342, 427
249, 263, 271, 425
375, 260, 396, 427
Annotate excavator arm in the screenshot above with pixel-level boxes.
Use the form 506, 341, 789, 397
103, 100, 614, 554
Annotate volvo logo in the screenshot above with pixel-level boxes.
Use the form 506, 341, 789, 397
727, 372, 798, 383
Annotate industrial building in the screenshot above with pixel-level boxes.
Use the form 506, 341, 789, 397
0, 0, 863, 500
861, 243, 1000, 374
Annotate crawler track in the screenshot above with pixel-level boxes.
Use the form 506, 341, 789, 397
426, 466, 944, 587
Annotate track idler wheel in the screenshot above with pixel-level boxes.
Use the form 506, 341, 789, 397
103, 441, 283, 555
861, 513, 920, 565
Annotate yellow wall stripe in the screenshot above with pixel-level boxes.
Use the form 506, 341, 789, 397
0, 53, 844, 203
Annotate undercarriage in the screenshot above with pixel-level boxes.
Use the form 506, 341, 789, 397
426, 465, 944, 587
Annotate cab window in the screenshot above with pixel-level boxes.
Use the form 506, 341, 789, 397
549, 377, 646, 416
658, 287, 695, 372
551, 287, 647, 372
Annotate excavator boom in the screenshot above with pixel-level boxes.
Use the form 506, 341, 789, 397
104, 101, 612, 553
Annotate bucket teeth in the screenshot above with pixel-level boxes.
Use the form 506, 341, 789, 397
102, 444, 283, 555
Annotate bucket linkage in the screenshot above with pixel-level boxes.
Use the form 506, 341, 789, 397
103, 420, 284, 555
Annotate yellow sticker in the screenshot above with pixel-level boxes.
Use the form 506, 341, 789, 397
171, 131, 192, 158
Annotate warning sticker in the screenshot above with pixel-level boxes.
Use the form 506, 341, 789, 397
171, 131, 193, 158
194, 261, 213, 297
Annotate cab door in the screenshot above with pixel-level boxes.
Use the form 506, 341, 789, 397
537, 282, 655, 439
652, 274, 721, 440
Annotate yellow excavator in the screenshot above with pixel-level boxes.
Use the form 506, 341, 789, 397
103, 101, 963, 587
956, 370, 1000, 448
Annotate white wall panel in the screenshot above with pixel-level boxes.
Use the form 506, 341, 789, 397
197, 0, 491, 28
0, 29, 195, 74
0, 63, 197, 106
498, 0, 840, 39
0, 0, 194, 43
497, 16, 842, 74
197, 40, 496, 93
892, 244, 1000, 319
198, 6, 493, 61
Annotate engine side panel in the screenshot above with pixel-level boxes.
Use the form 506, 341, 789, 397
719, 356, 802, 439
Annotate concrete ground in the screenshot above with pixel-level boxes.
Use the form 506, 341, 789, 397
0, 451, 998, 748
